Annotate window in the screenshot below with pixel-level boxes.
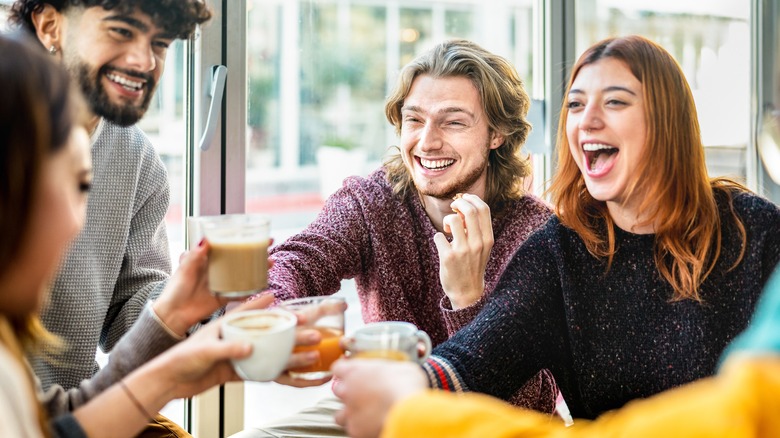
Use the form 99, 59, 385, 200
574, 0, 751, 181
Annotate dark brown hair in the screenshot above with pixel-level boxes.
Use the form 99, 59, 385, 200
10, 0, 212, 39
0, 32, 87, 437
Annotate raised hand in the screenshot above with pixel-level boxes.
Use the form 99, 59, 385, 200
433, 193, 494, 309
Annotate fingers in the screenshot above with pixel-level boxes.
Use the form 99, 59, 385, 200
274, 372, 332, 388
433, 232, 451, 255
291, 299, 347, 326
449, 194, 492, 241
228, 293, 275, 313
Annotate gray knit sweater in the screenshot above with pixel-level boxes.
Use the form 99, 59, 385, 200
32, 119, 171, 390
426, 191, 780, 419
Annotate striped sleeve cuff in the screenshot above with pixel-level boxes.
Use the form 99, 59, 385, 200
421, 355, 467, 393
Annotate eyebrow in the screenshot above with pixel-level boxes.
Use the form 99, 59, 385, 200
102, 14, 176, 39
569, 86, 637, 96
401, 105, 475, 119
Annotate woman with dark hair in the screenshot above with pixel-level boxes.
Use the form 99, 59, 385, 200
330, 35, 780, 437
0, 32, 282, 438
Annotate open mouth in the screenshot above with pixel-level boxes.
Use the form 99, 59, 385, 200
583, 143, 618, 172
105, 70, 145, 93
419, 157, 455, 170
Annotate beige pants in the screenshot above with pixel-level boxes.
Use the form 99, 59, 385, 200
229, 396, 345, 438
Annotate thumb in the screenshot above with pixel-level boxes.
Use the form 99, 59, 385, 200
204, 339, 252, 362
433, 232, 451, 254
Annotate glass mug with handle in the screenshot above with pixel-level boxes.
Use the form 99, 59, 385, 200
344, 321, 432, 363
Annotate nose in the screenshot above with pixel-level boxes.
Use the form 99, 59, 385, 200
579, 103, 604, 133
125, 40, 156, 72
418, 123, 443, 152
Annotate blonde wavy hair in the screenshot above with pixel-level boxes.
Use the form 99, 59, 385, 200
383, 39, 532, 215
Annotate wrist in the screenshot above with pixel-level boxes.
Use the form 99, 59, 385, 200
149, 302, 188, 340
448, 284, 485, 310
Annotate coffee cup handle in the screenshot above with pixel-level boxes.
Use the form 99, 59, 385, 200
414, 330, 432, 363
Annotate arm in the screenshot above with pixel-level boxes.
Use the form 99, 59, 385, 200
53, 295, 302, 438
424, 230, 566, 401
381, 358, 780, 438
41, 244, 232, 416
433, 193, 493, 310
67, 319, 248, 438
268, 185, 372, 301
438, 196, 554, 336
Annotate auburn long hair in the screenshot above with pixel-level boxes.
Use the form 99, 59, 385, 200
0, 32, 87, 437
548, 35, 747, 301
383, 39, 532, 214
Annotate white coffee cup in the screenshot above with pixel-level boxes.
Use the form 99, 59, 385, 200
221, 308, 297, 381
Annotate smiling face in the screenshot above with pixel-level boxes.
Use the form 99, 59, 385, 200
60, 6, 173, 126
566, 58, 647, 209
399, 74, 502, 201
0, 127, 92, 317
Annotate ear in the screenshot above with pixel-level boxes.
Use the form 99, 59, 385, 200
489, 131, 505, 150
31, 4, 65, 55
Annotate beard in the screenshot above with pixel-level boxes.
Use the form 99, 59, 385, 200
414, 142, 491, 200
70, 61, 156, 127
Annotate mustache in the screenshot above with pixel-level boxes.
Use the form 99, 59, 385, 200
100, 66, 154, 84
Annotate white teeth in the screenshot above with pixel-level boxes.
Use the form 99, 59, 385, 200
106, 72, 144, 91
420, 158, 455, 170
583, 143, 616, 152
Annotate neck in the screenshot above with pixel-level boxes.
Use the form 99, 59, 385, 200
422, 195, 458, 233
87, 114, 101, 135
607, 199, 655, 234
421, 183, 488, 233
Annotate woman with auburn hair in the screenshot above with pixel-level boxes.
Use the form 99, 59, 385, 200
550, 35, 741, 300
0, 33, 292, 438
330, 35, 780, 438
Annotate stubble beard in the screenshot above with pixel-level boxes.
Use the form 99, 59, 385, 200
414, 144, 490, 200
69, 59, 156, 127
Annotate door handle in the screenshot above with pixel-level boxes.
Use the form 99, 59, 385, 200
199, 65, 228, 151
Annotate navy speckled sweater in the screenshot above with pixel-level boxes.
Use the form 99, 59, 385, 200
425, 191, 780, 419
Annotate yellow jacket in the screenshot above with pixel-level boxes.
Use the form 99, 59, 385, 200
383, 358, 780, 438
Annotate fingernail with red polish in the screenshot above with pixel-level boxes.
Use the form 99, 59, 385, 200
198, 238, 205, 247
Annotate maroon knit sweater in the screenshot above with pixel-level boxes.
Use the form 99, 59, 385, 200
268, 168, 552, 346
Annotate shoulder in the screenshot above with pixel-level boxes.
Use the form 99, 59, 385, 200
339, 167, 400, 205
723, 190, 780, 226
506, 194, 553, 219
97, 120, 167, 176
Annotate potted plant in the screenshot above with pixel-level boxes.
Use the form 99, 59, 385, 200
316, 136, 367, 200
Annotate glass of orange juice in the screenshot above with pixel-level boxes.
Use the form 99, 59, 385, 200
281, 296, 346, 380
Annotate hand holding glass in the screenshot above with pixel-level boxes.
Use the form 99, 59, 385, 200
282, 296, 347, 380
199, 214, 270, 299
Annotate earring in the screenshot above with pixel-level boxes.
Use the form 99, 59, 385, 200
48, 45, 58, 55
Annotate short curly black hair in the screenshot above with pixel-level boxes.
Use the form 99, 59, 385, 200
9, 0, 212, 39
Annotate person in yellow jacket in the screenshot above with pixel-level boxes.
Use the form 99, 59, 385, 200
332, 261, 780, 438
